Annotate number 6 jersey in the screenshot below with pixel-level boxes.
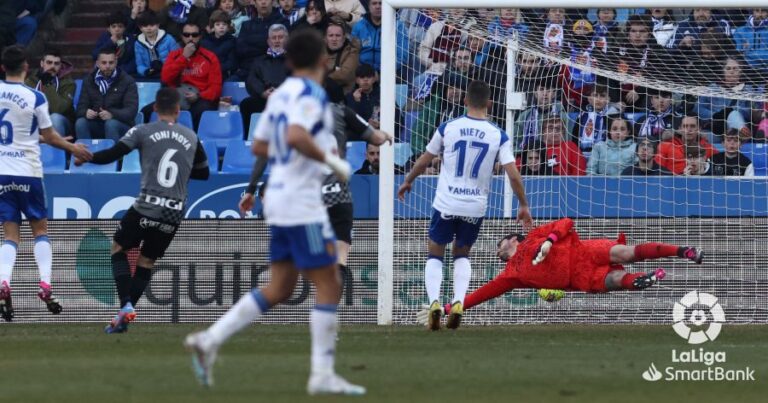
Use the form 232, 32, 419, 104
119, 121, 207, 224
426, 115, 515, 218
0, 81, 53, 178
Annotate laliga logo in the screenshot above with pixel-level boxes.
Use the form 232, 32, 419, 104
672, 291, 725, 344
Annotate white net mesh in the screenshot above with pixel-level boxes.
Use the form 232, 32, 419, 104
389, 8, 768, 324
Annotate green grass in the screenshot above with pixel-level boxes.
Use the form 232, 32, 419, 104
0, 324, 766, 403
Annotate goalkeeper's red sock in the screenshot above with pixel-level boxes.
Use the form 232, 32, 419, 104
620, 272, 646, 290
633, 243, 681, 261
464, 275, 522, 310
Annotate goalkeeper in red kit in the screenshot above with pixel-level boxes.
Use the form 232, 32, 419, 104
422, 218, 704, 328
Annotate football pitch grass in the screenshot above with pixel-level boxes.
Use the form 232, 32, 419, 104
1, 324, 766, 403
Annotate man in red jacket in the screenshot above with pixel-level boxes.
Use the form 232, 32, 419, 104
160, 22, 222, 127
426, 218, 704, 328
656, 115, 717, 175
542, 117, 587, 175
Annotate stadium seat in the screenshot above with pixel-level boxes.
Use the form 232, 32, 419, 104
221, 140, 255, 173
394, 142, 413, 166
40, 144, 66, 173
121, 150, 141, 173
246, 113, 262, 140
201, 140, 220, 174
135, 112, 144, 126
150, 111, 194, 129
347, 141, 367, 172
73, 79, 83, 109
401, 111, 419, 144
741, 143, 768, 176
136, 81, 162, 111
198, 111, 244, 151
70, 139, 117, 173
222, 81, 249, 105
395, 84, 408, 109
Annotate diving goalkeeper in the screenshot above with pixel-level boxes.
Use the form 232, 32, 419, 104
426, 218, 704, 328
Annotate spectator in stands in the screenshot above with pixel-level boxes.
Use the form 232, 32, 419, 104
235, 0, 288, 80
240, 23, 289, 129
682, 147, 713, 175
25, 49, 76, 138
293, 0, 328, 32
159, 22, 222, 127
561, 19, 598, 109
673, 8, 731, 51
648, 8, 677, 48
346, 64, 379, 124
656, 115, 717, 174
513, 79, 568, 150
351, 0, 381, 71
696, 57, 763, 141
121, 0, 147, 38
733, 9, 768, 72
355, 143, 379, 175
541, 117, 587, 176
635, 89, 676, 141
587, 117, 637, 176
278, 0, 303, 28
75, 47, 139, 141
325, 17, 360, 93
591, 8, 621, 52
94, 11, 137, 76
515, 52, 553, 105
211, 0, 249, 37
538, 8, 567, 56
412, 47, 473, 102
571, 85, 610, 158
418, 9, 476, 75
487, 8, 528, 43
324, 0, 365, 27
411, 74, 466, 156
202, 10, 236, 79
0, 2, 15, 54
519, 141, 554, 176
710, 130, 753, 175
15, 1, 40, 46
621, 138, 671, 175
159, 0, 210, 41
610, 15, 663, 112
134, 10, 179, 78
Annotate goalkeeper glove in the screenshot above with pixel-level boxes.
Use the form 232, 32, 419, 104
532, 233, 557, 265
324, 152, 352, 182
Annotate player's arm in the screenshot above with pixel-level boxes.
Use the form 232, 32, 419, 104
39, 127, 92, 162
532, 218, 575, 265
239, 157, 269, 216
82, 142, 132, 165
343, 105, 393, 146
190, 139, 210, 180
398, 126, 442, 200
501, 162, 533, 231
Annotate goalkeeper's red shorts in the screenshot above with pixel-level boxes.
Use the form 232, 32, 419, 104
570, 239, 623, 293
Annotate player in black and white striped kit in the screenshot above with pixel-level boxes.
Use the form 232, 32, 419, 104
239, 81, 392, 298
76, 88, 210, 333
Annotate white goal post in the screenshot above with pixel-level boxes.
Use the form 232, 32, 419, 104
378, 1, 768, 325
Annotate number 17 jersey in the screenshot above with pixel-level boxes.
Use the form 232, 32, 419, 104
426, 115, 515, 218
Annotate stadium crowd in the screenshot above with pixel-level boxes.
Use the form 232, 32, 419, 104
4, 2, 768, 177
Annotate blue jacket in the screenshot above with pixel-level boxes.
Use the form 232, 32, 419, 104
201, 33, 237, 79
134, 30, 179, 77
93, 32, 136, 76
351, 15, 381, 70
695, 83, 763, 121
673, 18, 730, 48
486, 17, 528, 42
733, 20, 768, 70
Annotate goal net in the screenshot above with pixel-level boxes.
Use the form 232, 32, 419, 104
383, 6, 768, 325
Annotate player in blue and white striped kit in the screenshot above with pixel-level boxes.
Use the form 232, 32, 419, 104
399, 80, 533, 331
184, 29, 365, 396
0, 46, 92, 321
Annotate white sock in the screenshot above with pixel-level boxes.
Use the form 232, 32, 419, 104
34, 236, 52, 285
453, 257, 471, 304
425, 258, 443, 304
310, 305, 338, 375
206, 290, 267, 347
0, 241, 17, 286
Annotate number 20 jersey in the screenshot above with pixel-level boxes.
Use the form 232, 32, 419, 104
0, 81, 53, 178
426, 115, 515, 218
252, 77, 336, 226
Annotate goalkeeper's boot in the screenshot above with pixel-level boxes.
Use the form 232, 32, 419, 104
427, 300, 443, 331
307, 372, 366, 396
104, 303, 136, 334
682, 247, 704, 264
0, 281, 13, 322
632, 268, 667, 290
445, 301, 463, 330
37, 281, 62, 314
184, 331, 218, 387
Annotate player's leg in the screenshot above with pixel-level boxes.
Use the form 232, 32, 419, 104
128, 221, 179, 308
0, 221, 20, 322
328, 202, 354, 305
604, 268, 666, 291
28, 218, 62, 314
104, 208, 144, 333
610, 243, 704, 265
445, 216, 482, 329
425, 210, 451, 329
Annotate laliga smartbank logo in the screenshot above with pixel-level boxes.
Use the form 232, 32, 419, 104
642, 291, 755, 382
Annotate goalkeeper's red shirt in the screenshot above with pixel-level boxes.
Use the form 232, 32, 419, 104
501, 218, 622, 292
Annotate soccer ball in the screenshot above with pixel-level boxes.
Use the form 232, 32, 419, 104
538, 289, 565, 302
